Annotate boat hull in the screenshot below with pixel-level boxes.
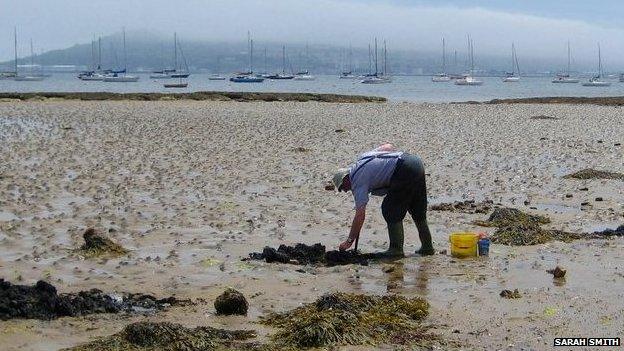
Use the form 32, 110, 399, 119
361, 77, 391, 84
230, 76, 264, 83
503, 77, 520, 82
552, 78, 579, 83
455, 77, 483, 86
14, 76, 45, 81
103, 76, 139, 82
164, 83, 188, 88
293, 75, 315, 81
582, 81, 611, 87
267, 75, 294, 80
150, 74, 170, 79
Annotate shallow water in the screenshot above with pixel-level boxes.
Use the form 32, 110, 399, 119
3, 73, 624, 102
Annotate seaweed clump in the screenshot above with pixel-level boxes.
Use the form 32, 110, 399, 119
65, 321, 257, 351
563, 169, 624, 180
247, 243, 372, 266
79, 228, 129, 257
500, 289, 522, 299
260, 292, 432, 349
214, 288, 248, 316
0, 279, 189, 321
475, 208, 583, 246
474, 207, 550, 227
430, 200, 494, 214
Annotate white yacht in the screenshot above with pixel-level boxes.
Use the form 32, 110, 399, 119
361, 38, 391, 84
432, 38, 450, 82
103, 29, 139, 83
502, 43, 520, 82
582, 44, 610, 87
12, 31, 46, 81
552, 42, 579, 83
455, 35, 483, 86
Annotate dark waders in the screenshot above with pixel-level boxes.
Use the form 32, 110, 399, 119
380, 154, 433, 256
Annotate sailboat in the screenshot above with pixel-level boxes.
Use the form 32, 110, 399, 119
582, 43, 611, 87
267, 46, 294, 79
103, 28, 139, 82
340, 45, 357, 79
552, 42, 579, 83
164, 34, 189, 88
78, 37, 109, 81
13, 30, 45, 81
361, 38, 391, 84
502, 43, 520, 82
230, 32, 264, 83
294, 44, 315, 80
151, 33, 189, 79
455, 35, 483, 86
432, 38, 450, 82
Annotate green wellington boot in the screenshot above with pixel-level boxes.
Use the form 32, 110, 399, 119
376, 222, 405, 258
415, 228, 434, 256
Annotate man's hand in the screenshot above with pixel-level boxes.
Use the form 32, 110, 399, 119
339, 206, 366, 251
339, 237, 354, 251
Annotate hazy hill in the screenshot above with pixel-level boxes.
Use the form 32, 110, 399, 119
1, 31, 575, 75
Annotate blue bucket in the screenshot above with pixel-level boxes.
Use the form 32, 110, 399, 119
478, 238, 490, 256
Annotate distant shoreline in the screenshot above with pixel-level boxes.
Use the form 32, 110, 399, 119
0, 91, 386, 103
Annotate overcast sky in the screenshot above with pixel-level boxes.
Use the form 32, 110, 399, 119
3, 0, 624, 67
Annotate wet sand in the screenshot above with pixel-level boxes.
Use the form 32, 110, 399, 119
0, 100, 623, 350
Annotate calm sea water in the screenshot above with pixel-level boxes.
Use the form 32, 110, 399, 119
2, 73, 624, 102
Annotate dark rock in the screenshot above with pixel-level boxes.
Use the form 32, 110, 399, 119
500, 289, 521, 299
214, 288, 248, 316
595, 197, 604, 202
592, 224, 624, 237
247, 243, 373, 266
0, 279, 189, 321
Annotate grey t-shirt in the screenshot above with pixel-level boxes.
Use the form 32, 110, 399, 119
349, 150, 403, 209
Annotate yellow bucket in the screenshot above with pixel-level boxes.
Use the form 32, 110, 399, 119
449, 232, 479, 258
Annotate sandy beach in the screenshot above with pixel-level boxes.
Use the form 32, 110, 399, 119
1, 100, 623, 350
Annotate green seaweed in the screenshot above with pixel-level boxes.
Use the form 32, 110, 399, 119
261, 292, 432, 348
474, 207, 550, 228
78, 228, 129, 258
563, 168, 624, 180
0, 91, 386, 103
64, 322, 257, 351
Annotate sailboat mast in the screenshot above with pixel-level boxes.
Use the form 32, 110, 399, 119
98, 37, 102, 70
174, 32, 178, 71
383, 40, 387, 76
91, 37, 95, 71
567, 41, 571, 75
30, 39, 34, 74
514, 44, 520, 75
368, 43, 372, 74
374, 37, 378, 75
123, 28, 127, 72
442, 38, 446, 73
250, 39, 254, 73
348, 44, 353, 72
282, 45, 286, 74
14, 27, 18, 75
598, 43, 602, 78
511, 43, 515, 74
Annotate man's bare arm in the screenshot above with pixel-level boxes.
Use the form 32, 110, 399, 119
339, 206, 366, 251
